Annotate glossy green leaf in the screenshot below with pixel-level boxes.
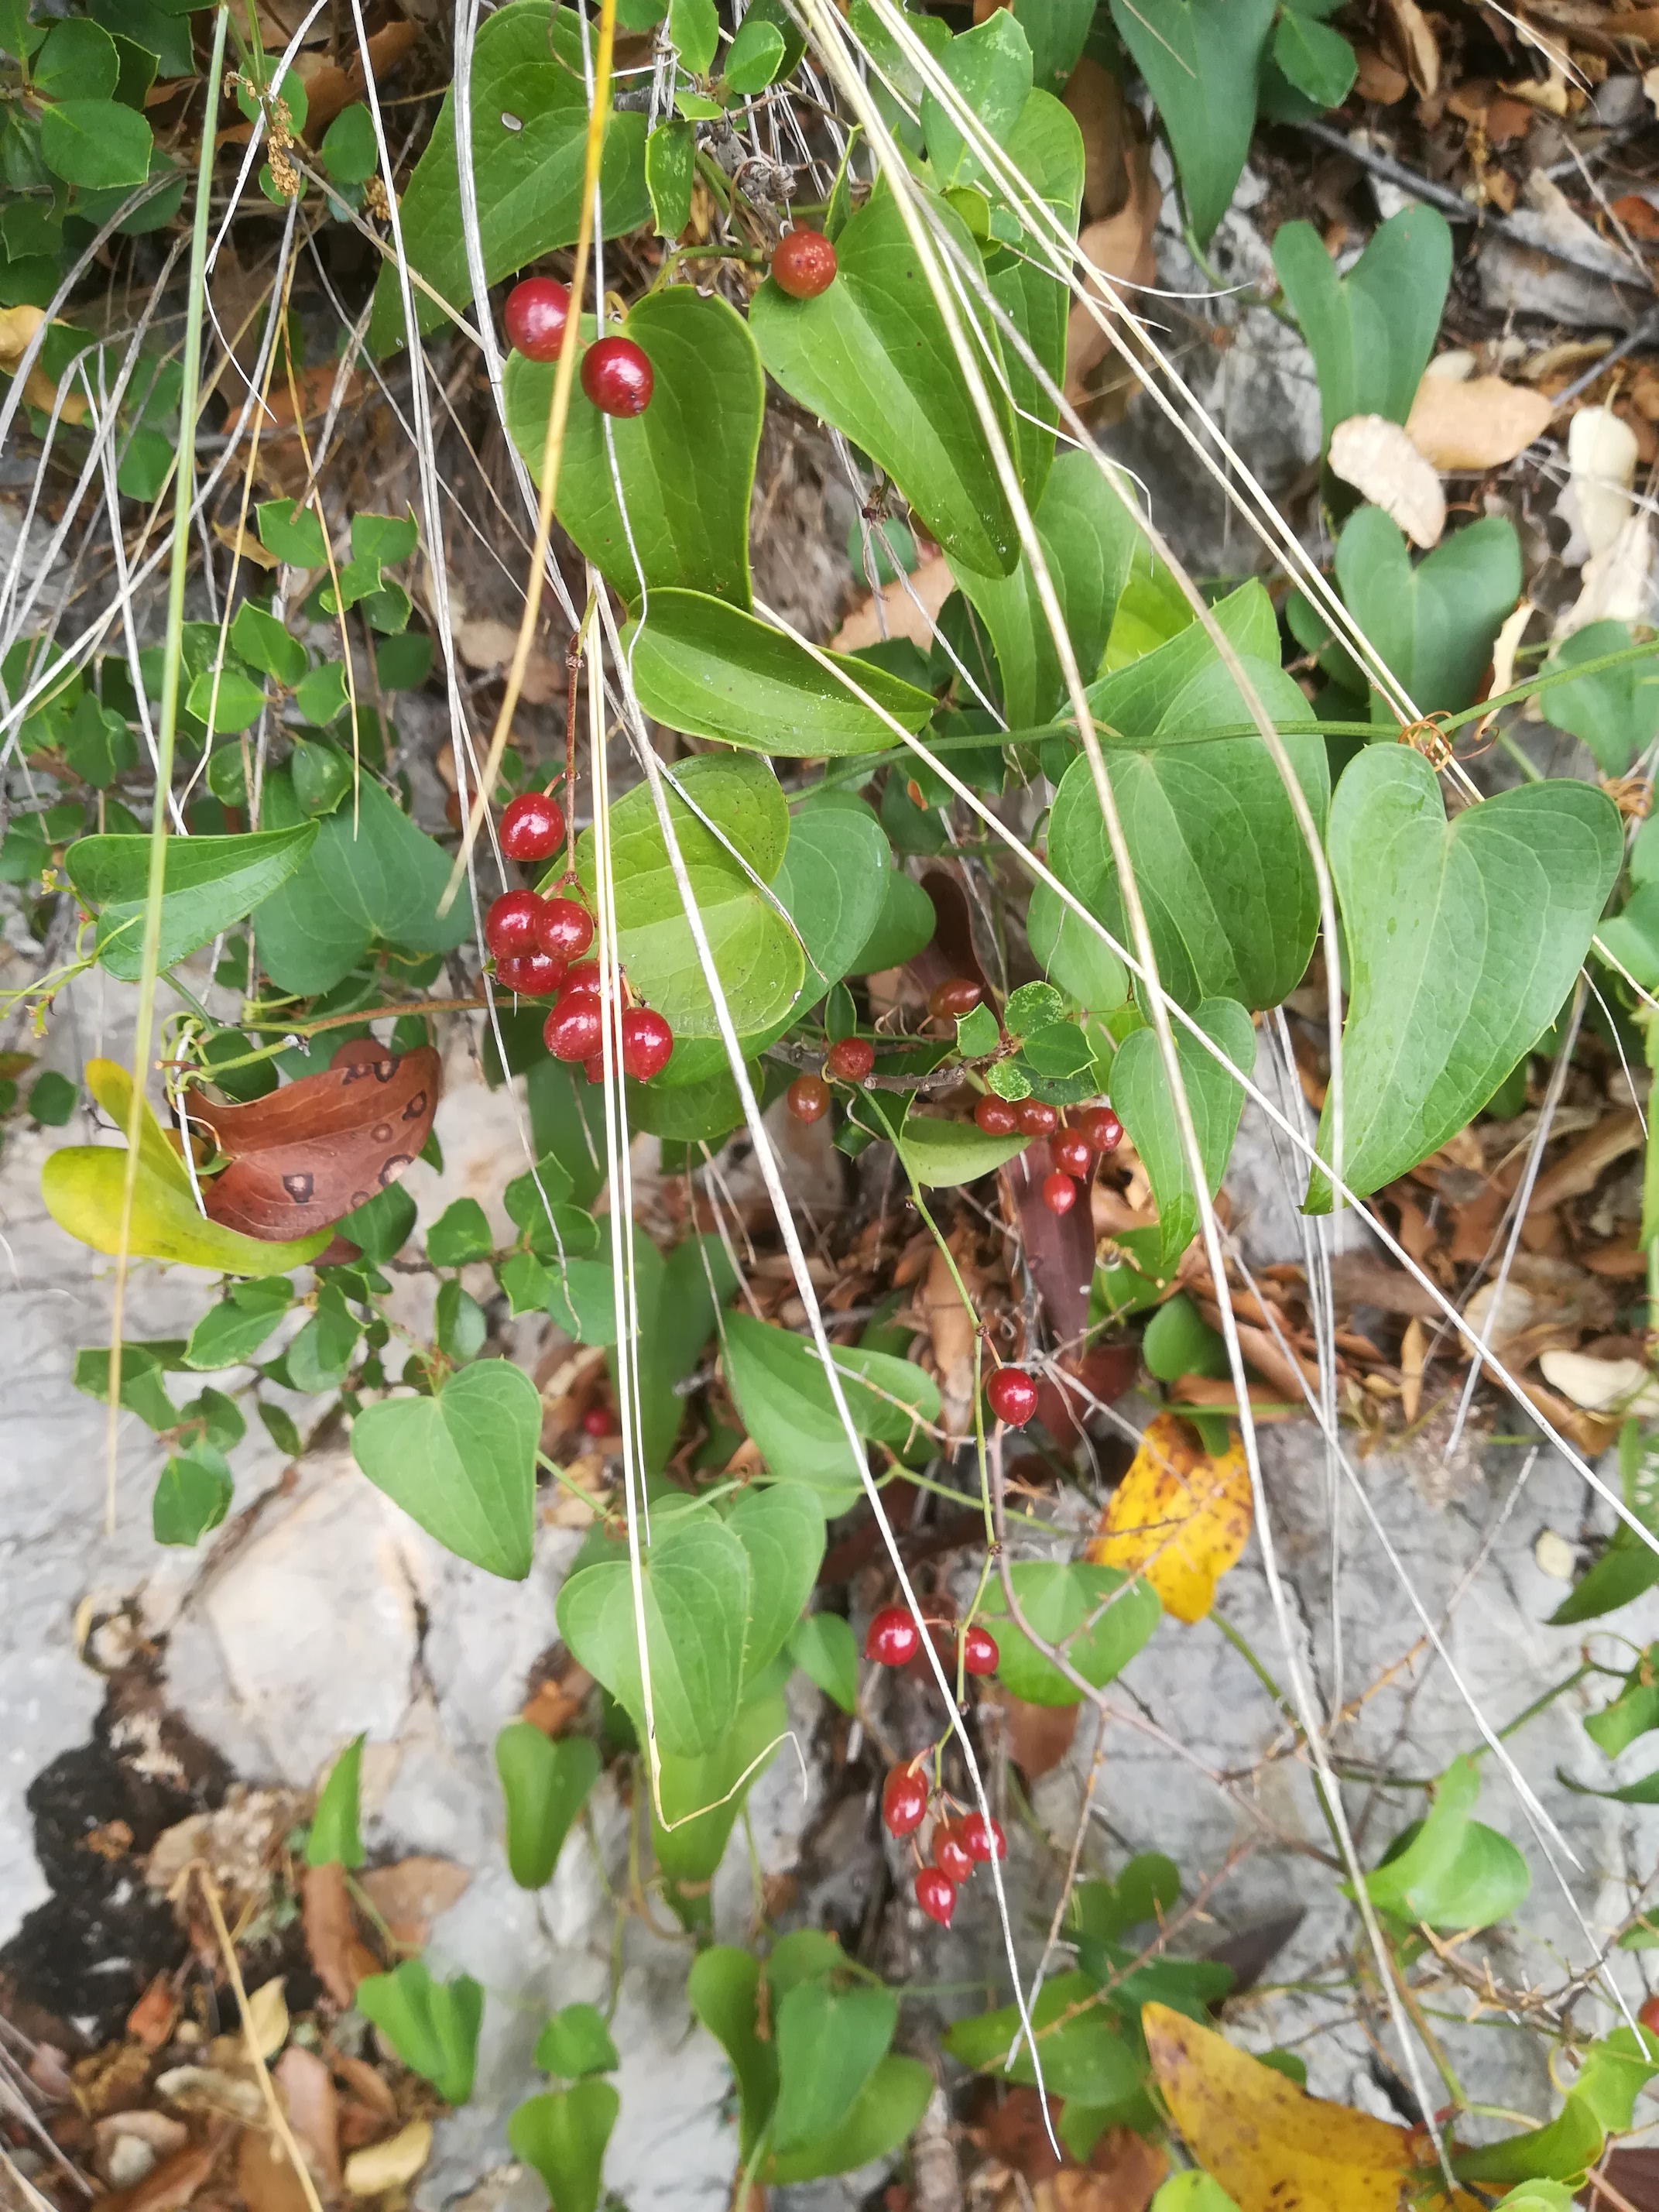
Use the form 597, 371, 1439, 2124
1310, 746, 1621, 1207
184, 667, 265, 735
506, 287, 761, 607
1111, 997, 1253, 1274
848, 863, 937, 972
723, 1309, 941, 1506
920, 8, 1031, 189
999, 0, 1093, 95
653, 1689, 787, 1892
36, 19, 118, 98
1109, 0, 1275, 243
350, 1359, 541, 1579
427, 1197, 495, 1267
1273, 207, 1452, 446
1584, 1652, 1659, 1758
1027, 880, 1130, 1012
368, 0, 649, 351
896, 1103, 1027, 1188
1541, 619, 1659, 774
619, 1229, 738, 1470
772, 797, 893, 1006
944, 1971, 1143, 2101
495, 1723, 600, 1888
1452, 2032, 1659, 2186
1048, 584, 1328, 1012
952, 452, 1137, 725
250, 766, 471, 995
67, 823, 317, 982
772, 1980, 896, 2154
320, 101, 378, 185
43, 1059, 328, 1277
285, 1284, 362, 1394
787, 1613, 858, 1713
765, 2055, 933, 2186
306, 1734, 365, 1868
575, 753, 800, 1040
622, 590, 934, 754
644, 115, 694, 236
1366, 1756, 1529, 1929
727, 1483, 827, 1683
1142, 1292, 1228, 1383
1272, 9, 1356, 107
356, 1960, 483, 2106
725, 14, 785, 91
752, 183, 1019, 578
39, 98, 152, 188
689, 1948, 774, 2152
257, 497, 326, 567
557, 1502, 749, 1754
434, 1281, 485, 1363
669, 0, 718, 72
74, 1342, 180, 1432
534, 2005, 618, 2081
1337, 506, 1521, 719
230, 601, 307, 688
982, 1559, 1160, 1706
152, 1449, 233, 1548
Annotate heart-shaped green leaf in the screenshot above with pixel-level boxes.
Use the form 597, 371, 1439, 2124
1365, 1758, 1530, 1930
356, 1961, 483, 2106
556, 1502, 749, 1754
722, 1311, 942, 1507
1335, 506, 1522, 719
1109, 0, 1277, 244
306, 1737, 365, 1869
574, 753, 801, 1039
1026, 881, 1130, 1012
1047, 583, 1328, 1011
620, 1230, 739, 1472
653, 1689, 787, 1892
1271, 8, 1357, 108
622, 590, 932, 753
982, 88, 1084, 506
1541, 619, 1659, 774
508, 2082, 619, 2212
495, 1723, 600, 1889
42, 1058, 328, 1277
920, 8, 1032, 189
772, 1981, 897, 2154
67, 823, 317, 982
981, 1559, 1161, 1706
1311, 746, 1621, 1206
1273, 207, 1452, 446
896, 1104, 1027, 1189
350, 1359, 540, 1579
751, 184, 1020, 578
507, 288, 763, 608
952, 450, 1137, 725
725, 1483, 825, 1684
368, 0, 649, 352
766, 2056, 934, 2187
788, 1614, 858, 1713
770, 794, 892, 1009
1112, 998, 1255, 1274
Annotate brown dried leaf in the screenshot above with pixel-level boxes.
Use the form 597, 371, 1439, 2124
1379, 0, 1440, 94
302, 1864, 379, 2010
1061, 58, 1135, 225
991, 1686, 1079, 1781
1405, 373, 1554, 470
1329, 415, 1445, 547
920, 1237, 979, 1444
237, 2128, 313, 2212
273, 2045, 341, 2199
1066, 170, 1160, 403
326, 2054, 397, 2125
1353, 43, 1410, 100
127, 1974, 180, 2050
1527, 1109, 1644, 1212
357, 1858, 471, 1953
115, 2142, 217, 2212
831, 549, 954, 653
0, 305, 89, 421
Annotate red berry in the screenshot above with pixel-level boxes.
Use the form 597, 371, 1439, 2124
986, 1369, 1038, 1428
1052, 1130, 1092, 1178
933, 1824, 975, 1884
772, 228, 838, 300
881, 1764, 929, 1839
1016, 1099, 1057, 1136
581, 334, 653, 417
865, 1605, 920, 1666
1081, 1106, 1123, 1154
961, 1623, 999, 1676
583, 1054, 605, 1085
500, 790, 565, 861
1042, 1171, 1078, 1216
485, 888, 547, 959
503, 277, 571, 362
543, 990, 604, 1063
495, 950, 566, 996
915, 1867, 957, 1926
537, 896, 594, 961
974, 1094, 1018, 1135
562, 959, 602, 993
1640, 1992, 1659, 2038
787, 1074, 831, 1124
582, 1404, 611, 1438
960, 1812, 1006, 1863
824, 1036, 875, 1083
929, 976, 983, 1021
621, 1005, 674, 1081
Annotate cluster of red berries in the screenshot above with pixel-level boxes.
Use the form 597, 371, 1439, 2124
485, 791, 674, 1082
786, 1034, 876, 1125
880, 1762, 1007, 1929
974, 1099, 1123, 1216
503, 278, 654, 417
864, 1604, 999, 1675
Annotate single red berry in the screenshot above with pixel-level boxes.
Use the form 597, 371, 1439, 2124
824, 1035, 875, 1083
503, 276, 571, 361
621, 1005, 674, 1081
929, 976, 983, 1021
986, 1369, 1038, 1428
1081, 1106, 1123, 1154
495, 950, 566, 996
915, 1867, 957, 1926
1640, 1992, 1659, 2038
581, 334, 653, 416
1052, 1130, 1092, 1178
865, 1605, 921, 1666
500, 790, 565, 861
881, 1764, 929, 1839
787, 1074, 831, 1124
485, 888, 548, 959
1016, 1099, 1057, 1137
561, 959, 602, 995
974, 1094, 1019, 1136
961, 1623, 999, 1676
583, 1053, 605, 1085
933, 1824, 975, 1884
960, 1812, 1006, 1864
1043, 1171, 1078, 1216
537, 896, 594, 961
772, 228, 838, 300
543, 989, 604, 1063
582, 1404, 611, 1438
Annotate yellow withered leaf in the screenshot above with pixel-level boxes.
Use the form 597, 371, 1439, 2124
0, 305, 89, 424
1143, 2004, 1483, 2212
1085, 1411, 1251, 1623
